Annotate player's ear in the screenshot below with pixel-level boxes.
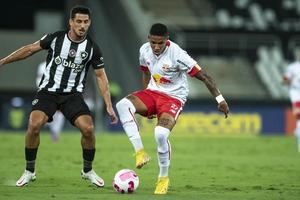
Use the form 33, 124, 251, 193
69, 19, 73, 27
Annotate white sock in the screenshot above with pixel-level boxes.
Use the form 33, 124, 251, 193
116, 98, 143, 152
155, 126, 171, 177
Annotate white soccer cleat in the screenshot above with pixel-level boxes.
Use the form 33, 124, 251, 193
81, 169, 104, 187
16, 170, 36, 187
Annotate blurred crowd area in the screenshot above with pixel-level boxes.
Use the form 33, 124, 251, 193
0, 0, 298, 131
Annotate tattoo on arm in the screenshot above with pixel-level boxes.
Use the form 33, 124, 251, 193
142, 72, 151, 89
195, 70, 220, 97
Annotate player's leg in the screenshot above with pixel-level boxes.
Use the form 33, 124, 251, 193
74, 115, 104, 187
154, 113, 175, 194
16, 91, 56, 187
49, 111, 65, 141
292, 102, 300, 152
16, 111, 49, 187
62, 93, 104, 187
154, 96, 182, 194
116, 93, 151, 168
295, 115, 300, 152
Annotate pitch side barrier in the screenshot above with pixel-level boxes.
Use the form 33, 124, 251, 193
107, 99, 294, 136
0, 93, 294, 136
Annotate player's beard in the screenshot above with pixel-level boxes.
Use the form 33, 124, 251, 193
77, 28, 86, 37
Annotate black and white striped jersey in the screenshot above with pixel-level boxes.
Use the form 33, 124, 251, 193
37, 30, 104, 93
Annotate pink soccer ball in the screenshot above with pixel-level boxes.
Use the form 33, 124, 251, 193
112, 169, 139, 193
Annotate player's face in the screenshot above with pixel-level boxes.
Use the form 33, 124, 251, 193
69, 13, 91, 39
148, 35, 168, 56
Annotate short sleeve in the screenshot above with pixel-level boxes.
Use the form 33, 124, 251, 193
139, 45, 149, 72
176, 49, 199, 76
39, 33, 55, 49
90, 43, 104, 69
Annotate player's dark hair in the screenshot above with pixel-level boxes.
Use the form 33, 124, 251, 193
149, 23, 169, 36
70, 5, 91, 19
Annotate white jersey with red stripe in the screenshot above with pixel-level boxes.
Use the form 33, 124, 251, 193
284, 61, 300, 102
139, 40, 200, 103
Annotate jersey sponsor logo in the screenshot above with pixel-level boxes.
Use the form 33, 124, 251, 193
176, 59, 188, 68
32, 99, 39, 105
54, 56, 84, 73
80, 51, 88, 60
152, 73, 171, 85
69, 49, 77, 57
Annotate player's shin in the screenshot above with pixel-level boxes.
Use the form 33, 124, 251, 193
155, 126, 171, 177
82, 149, 95, 173
116, 98, 143, 151
25, 147, 38, 173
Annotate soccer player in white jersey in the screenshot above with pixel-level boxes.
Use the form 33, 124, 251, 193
116, 23, 229, 194
283, 47, 300, 152
0, 6, 118, 187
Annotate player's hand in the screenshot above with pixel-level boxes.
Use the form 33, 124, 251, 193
218, 101, 229, 118
107, 107, 119, 124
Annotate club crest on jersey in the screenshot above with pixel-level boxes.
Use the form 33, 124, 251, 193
69, 49, 77, 57
162, 64, 170, 72
80, 51, 88, 60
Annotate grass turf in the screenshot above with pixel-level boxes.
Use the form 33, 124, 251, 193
0, 131, 299, 200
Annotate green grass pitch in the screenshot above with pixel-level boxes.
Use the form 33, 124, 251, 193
0, 131, 299, 200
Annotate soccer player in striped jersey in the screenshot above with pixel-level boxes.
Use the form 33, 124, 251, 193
116, 23, 229, 194
0, 5, 118, 187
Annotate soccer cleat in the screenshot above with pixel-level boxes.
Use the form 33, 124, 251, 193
81, 169, 104, 187
16, 170, 36, 187
135, 149, 150, 169
154, 176, 169, 194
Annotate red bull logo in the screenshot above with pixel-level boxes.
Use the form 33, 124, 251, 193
153, 74, 171, 85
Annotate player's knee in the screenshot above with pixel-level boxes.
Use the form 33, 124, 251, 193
80, 124, 94, 137
155, 133, 169, 153
116, 98, 136, 122
155, 126, 169, 143
155, 131, 167, 143
116, 98, 130, 113
27, 120, 43, 135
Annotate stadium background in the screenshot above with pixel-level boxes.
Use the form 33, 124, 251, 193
0, 0, 298, 136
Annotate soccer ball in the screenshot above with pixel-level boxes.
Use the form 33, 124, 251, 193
112, 169, 139, 193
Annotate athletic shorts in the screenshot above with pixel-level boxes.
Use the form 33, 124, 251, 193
292, 101, 300, 116
132, 89, 183, 119
31, 90, 91, 125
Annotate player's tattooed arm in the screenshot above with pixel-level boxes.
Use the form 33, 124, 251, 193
194, 70, 220, 97
142, 71, 151, 89
195, 70, 229, 118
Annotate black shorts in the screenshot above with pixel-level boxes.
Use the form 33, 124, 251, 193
31, 90, 91, 125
